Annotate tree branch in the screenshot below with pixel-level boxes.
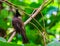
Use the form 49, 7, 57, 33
7, 31, 16, 42
24, 1, 48, 25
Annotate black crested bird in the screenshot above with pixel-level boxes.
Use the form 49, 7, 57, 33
12, 9, 29, 43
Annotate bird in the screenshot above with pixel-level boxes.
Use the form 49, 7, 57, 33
12, 9, 29, 43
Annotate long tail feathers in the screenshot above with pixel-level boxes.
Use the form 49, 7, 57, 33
20, 28, 29, 43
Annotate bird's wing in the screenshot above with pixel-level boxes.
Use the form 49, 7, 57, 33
17, 18, 24, 28
16, 18, 25, 32
12, 18, 24, 30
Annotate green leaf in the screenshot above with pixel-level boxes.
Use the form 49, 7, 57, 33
0, 41, 21, 46
47, 41, 60, 46
0, 37, 6, 42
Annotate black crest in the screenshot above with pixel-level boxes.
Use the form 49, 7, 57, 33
14, 9, 21, 17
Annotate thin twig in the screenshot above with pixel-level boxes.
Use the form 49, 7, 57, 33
30, 22, 50, 42
31, 9, 45, 30
40, 12, 46, 46
42, 32, 46, 46
4, 0, 17, 8
29, 22, 42, 35
40, 12, 45, 30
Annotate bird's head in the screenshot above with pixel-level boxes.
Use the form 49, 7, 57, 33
14, 9, 21, 17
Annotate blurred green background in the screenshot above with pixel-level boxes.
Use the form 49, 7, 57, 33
0, 0, 60, 46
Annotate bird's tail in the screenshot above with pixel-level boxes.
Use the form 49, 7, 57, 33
20, 28, 29, 43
